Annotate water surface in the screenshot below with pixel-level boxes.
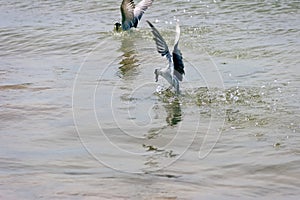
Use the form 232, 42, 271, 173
1, 0, 299, 199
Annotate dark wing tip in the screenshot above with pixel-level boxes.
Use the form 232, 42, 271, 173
173, 50, 185, 81
146, 20, 154, 28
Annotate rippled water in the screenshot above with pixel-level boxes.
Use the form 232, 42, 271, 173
1, 0, 299, 199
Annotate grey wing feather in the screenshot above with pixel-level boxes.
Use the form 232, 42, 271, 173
121, 0, 136, 30
134, 0, 153, 21
172, 23, 185, 81
146, 20, 172, 62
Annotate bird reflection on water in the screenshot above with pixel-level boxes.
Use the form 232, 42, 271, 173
143, 96, 182, 169
118, 36, 140, 78
164, 98, 182, 126
147, 91, 183, 140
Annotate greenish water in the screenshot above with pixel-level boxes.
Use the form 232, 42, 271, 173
0, 0, 299, 199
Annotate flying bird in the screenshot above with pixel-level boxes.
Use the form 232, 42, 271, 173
115, 0, 154, 31
147, 20, 185, 94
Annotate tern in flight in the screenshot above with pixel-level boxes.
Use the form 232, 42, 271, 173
147, 20, 185, 94
115, 0, 154, 32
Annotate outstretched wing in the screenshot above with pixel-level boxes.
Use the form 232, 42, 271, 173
172, 23, 185, 81
121, 0, 136, 30
121, 0, 153, 30
134, 0, 153, 22
147, 20, 172, 62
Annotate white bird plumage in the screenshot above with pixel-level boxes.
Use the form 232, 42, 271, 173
147, 20, 185, 94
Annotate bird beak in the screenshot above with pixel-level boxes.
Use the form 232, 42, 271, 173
154, 69, 159, 82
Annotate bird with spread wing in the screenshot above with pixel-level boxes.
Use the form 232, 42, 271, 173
115, 0, 154, 31
147, 20, 185, 94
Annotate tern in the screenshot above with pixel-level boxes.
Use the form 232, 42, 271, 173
115, 0, 154, 31
147, 20, 185, 94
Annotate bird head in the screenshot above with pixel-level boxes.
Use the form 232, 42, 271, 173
114, 22, 122, 32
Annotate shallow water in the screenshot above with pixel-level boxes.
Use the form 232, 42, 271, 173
1, 0, 299, 199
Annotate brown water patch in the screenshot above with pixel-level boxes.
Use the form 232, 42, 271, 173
0, 83, 51, 91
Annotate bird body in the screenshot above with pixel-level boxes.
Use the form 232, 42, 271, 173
155, 64, 180, 93
147, 20, 185, 94
115, 0, 154, 31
